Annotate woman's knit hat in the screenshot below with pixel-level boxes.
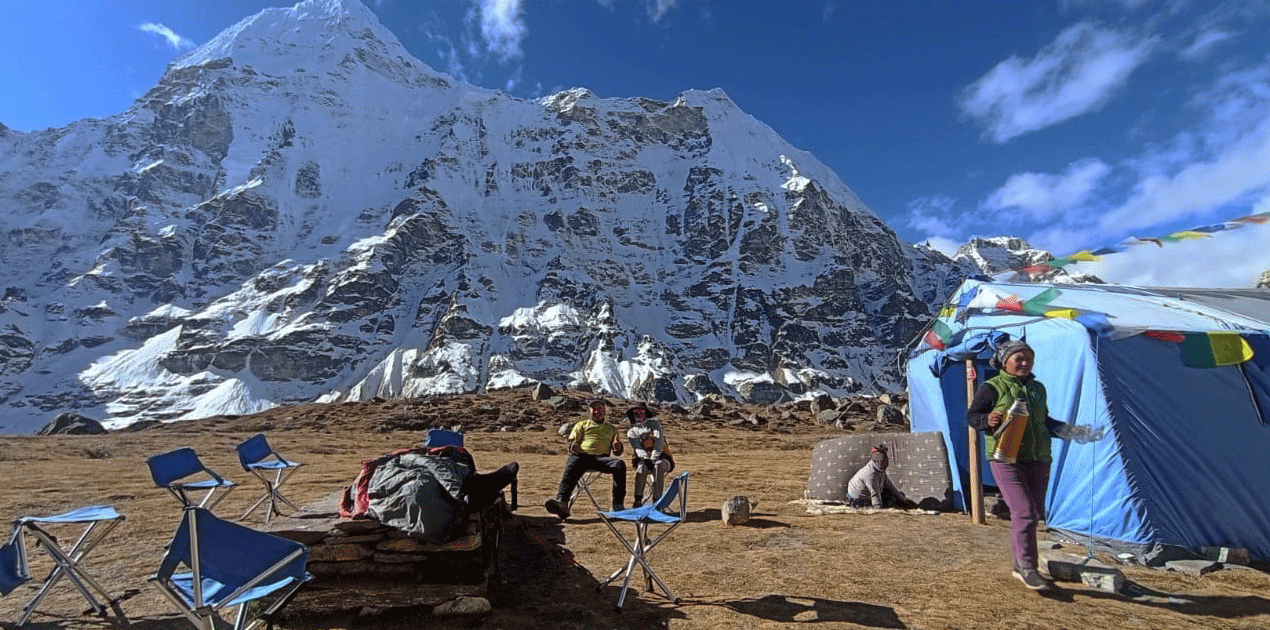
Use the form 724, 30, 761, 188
989, 339, 1034, 369
870, 444, 889, 463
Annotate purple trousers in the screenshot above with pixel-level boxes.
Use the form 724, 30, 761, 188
989, 460, 1050, 571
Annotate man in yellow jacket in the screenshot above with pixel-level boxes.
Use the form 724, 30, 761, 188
545, 399, 626, 519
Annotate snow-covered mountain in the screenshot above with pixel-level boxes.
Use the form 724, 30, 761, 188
0, 0, 972, 432
951, 237, 1103, 284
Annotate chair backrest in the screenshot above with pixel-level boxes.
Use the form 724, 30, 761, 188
235, 434, 274, 469
147, 447, 209, 487
425, 428, 464, 447
653, 471, 690, 517
0, 540, 29, 596
158, 507, 309, 593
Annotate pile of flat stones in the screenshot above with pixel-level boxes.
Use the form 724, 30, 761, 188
263, 493, 500, 614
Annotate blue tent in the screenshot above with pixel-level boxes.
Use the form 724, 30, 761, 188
907, 279, 1270, 564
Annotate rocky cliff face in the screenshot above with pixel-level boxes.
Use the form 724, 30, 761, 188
0, 0, 970, 432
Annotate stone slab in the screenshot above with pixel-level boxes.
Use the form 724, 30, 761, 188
1041, 550, 1124, 593
1165, 559, 1221, 576
1199, 546, 1249, 565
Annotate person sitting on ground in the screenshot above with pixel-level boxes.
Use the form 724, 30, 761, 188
625, 402, 674, 508
545, 399, 626, 519
846, 445, 908, 509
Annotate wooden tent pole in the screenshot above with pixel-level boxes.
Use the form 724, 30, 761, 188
966, 358, 985, 525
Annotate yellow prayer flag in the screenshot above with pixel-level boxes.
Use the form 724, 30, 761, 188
1166, 231, 1210, 241
1070, 251, 1100, 262
1044, 309, 1081, 320
1208, 332, 1254, 366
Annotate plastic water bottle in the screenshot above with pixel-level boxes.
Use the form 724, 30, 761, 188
992, 398, 1029, 463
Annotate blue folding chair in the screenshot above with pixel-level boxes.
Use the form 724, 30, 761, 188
147, 447, 237, 510
150, 506, 311, 630
3, 505, 125, 627
235, 434, 303, 523
595, 471, 690, 610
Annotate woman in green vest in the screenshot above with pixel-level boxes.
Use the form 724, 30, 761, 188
968, 339, 1069, 592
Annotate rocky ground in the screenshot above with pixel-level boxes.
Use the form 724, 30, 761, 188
3, 386, 1269, 629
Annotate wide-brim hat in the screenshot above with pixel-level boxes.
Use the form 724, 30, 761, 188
625, 402, 658, 421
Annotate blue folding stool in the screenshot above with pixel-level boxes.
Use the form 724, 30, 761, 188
595, 471, 690, 610
150, 506, 311, 630
3, 505, 124, 627
147, 447, 238, 510
235, 434, 303, 523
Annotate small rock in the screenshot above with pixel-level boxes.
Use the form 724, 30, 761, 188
722, 495, 754, 526
432, 596, 491, 617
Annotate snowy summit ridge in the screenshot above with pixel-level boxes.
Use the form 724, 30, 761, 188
0, 0, 967, 432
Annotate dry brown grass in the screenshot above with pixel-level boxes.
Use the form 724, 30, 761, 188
2, 390, 1269, 629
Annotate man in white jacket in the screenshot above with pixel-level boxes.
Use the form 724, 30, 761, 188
625, 403, 674, 507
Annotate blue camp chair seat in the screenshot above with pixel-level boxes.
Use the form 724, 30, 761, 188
3, 505, 125, 626
169, 573, 303, 609
235, 434, 303, 523
596, 471, 690, 610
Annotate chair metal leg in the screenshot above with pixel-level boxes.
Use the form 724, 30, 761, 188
15, 519, 121, 627
241, 468, 299, 523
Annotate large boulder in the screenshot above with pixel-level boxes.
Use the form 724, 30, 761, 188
39, 412, 107, 435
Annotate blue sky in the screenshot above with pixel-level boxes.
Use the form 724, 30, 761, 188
3, 0, 1269, 287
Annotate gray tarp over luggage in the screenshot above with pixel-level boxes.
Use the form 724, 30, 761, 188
366, 451, 473, 543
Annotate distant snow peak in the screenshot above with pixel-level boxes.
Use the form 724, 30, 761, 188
171, 0, 421, 81
539, 87, 596, 111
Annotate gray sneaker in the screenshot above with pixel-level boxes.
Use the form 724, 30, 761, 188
1012, 568, 1052, 591
544, 498, 571, 520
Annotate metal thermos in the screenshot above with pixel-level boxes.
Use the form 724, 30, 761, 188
992, 398, 1029, 463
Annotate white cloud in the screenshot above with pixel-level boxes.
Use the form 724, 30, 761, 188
983, 159, 1110, 220
139, 23, 194, 51
1179, 29, 1232, 60
1080, 200, 1270, 287
920, 235, 960, 258
644, 0, 681, 21
422, 23, 469, 82
822, 1, 837, 25
594, 0, 683, 22
1095, 63, 1270, 234
904, 195, 960, 237
959, 22, 1156, 143
475, 0, 527, 61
